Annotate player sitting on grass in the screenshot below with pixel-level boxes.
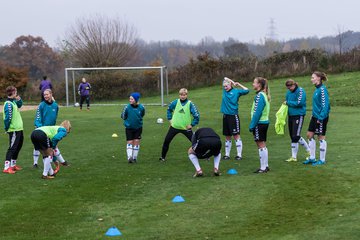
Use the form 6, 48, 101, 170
188, 128, 222, 177
121, 92, 145, 163
30, 120, 71, 179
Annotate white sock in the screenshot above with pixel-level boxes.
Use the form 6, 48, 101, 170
10, 159, 16, 167
308, 138, 316, 159
33, 149, 40, 165
259, 147, 268, 170
48, 167, 54, 175
55, 148, 66, 163
214, 153, 221, 170
189, 153, 201, 171
291, 143, 299, 158
319, 140, 327, 162
43, 157, 52, 176
126, 144, 133, 160
4, 160, 10, 170
133, 145, 139, 160
299, 137, 310, 153
225, 140, 232, 157
235, 139, 243, 157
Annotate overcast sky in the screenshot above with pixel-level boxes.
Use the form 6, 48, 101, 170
1, 0, 359, 47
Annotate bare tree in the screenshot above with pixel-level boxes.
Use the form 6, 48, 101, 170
62, 15, 139, 67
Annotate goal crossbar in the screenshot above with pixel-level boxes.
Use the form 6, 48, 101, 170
64, 66, 168, 106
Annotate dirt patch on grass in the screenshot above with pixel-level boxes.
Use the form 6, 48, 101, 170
0, 105, 38, 113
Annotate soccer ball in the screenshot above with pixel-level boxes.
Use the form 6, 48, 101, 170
74, 102, 80, 107
156, 118, 164, 124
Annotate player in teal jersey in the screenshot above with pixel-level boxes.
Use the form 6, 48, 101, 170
284, 79, 310, 162
121, 92, 145, 163
30, 120, 71, 179
304, 71, 330, 166
249, 77, 271, 173
2, 86, 24, 174
220, 77, 249, 161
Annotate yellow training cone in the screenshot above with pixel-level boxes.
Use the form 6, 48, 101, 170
112, 133, 118, 137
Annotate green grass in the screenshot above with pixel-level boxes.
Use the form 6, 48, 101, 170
0, 72, 360, 239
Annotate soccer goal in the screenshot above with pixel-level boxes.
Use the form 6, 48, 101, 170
64, 66, 168, 107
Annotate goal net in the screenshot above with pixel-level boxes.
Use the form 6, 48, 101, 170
64, 66, 168, 107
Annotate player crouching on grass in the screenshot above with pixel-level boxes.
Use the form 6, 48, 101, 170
188, 128, 222, 177
121, 92, 145, 163
30, 120, 71, 179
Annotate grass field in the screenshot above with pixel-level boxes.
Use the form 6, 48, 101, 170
0, 72, 360, 239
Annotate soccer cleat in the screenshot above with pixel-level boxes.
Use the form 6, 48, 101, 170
61, 161, 70, 166
266, 166, 270, 172
235, 156, 242, 161
12, 165, 22, 171
312, 160, 326, 166
33, 164, 38, 168
128, 157, 134, 164
285, 157, 297, 162
193, 170, 203, 178
222, 156, 230, 160
214, 168, 221, 176
159, 157, 166, 162
254, 168, 267, 174
303, 158, 317, 164
133, 159, 137, 163
3, 168, 16, 174
41, 175, 55, 179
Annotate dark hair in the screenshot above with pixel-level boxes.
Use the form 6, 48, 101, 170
6, 86, 16, 97
255, 77, 271, 101
43, 76, 47, 80
313, 71, 328, 82
285, 79, 298, 87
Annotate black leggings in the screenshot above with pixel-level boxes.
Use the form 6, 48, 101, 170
6, 131, 24, 161
161, 126, 193, 159
80, 95, 90, 108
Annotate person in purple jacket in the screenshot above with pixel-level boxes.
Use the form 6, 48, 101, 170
77, 77, 91, 110
39, 76, 53, 101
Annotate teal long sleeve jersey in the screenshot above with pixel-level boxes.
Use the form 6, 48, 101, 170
312, 84, 330, 121
121, 104, 145, 129
286, 86, 306, 116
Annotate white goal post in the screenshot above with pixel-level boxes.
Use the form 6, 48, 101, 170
64, 66, 168, 106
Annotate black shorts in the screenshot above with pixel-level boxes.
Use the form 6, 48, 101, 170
31, 130, 51, 150
308, 116, 328, 136
252, 124, 269, 142
192, 137, 221, 159
125, 127, 142, 141
222, 114, 240, 136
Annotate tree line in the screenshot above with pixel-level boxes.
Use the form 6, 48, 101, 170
0, 15, 360, 101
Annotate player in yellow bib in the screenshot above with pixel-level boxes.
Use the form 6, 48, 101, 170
159, 88, 200, 162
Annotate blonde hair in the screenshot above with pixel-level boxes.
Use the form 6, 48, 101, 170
313, 71, 328, 82
255, 77, 271, 101
60, 120, 71, 133
179, 88, 188, 95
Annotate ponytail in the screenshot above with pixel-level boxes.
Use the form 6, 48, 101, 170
313, 71, 328, 82
255, 77, 271, 101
